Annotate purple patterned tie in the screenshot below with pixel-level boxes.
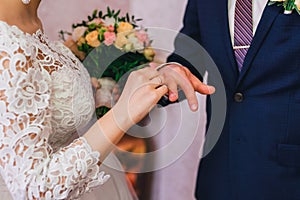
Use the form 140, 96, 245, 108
234, 0, 253, 71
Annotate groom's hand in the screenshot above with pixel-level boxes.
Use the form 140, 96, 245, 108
149, 62, 215, 111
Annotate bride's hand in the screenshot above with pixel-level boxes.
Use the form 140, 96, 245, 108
111, 67, 168, 130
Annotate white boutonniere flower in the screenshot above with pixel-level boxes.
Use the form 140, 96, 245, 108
269, 0, 300, 14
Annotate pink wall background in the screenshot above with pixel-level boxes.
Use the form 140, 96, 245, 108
38, 0, 188, 41
39, 0, 130, 41
38, 1, 204, 200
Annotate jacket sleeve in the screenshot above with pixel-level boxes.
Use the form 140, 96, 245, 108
167, 0, 204, 80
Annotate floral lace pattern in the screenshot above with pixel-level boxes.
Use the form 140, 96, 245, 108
0, 21, 110, 199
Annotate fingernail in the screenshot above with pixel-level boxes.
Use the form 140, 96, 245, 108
191, 104, 198, 111
168, 93, 177, 101
208, 86, 215, 94
169, 93, 176, 98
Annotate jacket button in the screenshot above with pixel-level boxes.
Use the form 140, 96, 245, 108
234, 92, 244, 102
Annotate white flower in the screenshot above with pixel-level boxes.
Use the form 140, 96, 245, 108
102, 17, 116, 27
6, 68, 51, 115
127, 33, 144, 51
72, 26, 87, 42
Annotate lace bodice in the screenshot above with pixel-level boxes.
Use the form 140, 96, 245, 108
0, 21, 110, 199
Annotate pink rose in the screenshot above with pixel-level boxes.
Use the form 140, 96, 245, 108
103, 31, 116, 46
135, 30, 150, 46
108, 25, 115, 32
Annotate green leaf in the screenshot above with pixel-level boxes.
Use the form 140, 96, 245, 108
107, 7, 112, 16
98, 11, 103, 18
88, 23, 97, 30
96, 106, 110, 119
114, 10, 121, 18
93, 10, 98, 18
82, 43, 90, 52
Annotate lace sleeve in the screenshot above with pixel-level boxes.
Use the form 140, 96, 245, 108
0, 34, 109, 199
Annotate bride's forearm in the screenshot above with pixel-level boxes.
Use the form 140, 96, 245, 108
83, 106, 132, 160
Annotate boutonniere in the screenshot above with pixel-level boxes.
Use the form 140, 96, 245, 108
269, 0, 300, 15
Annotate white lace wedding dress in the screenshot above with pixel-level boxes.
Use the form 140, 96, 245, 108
0, 21, 136, 200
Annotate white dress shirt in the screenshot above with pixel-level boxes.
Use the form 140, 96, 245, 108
228, 0, 269, 45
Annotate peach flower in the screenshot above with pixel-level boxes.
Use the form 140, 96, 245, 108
114, 33, 128, 49
117, 22, 133, 33
77, 36, 86, 46
85, 30, 101, 47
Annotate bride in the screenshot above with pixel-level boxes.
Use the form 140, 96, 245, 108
0, 0, 215, 199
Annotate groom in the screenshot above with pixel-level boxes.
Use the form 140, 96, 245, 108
169, 0, 300, 199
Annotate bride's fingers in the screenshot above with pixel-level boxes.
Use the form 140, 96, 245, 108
155, 85, 168, 99
149, 75, 164, 86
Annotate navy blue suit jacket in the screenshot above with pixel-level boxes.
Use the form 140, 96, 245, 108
169, 0, 300, 199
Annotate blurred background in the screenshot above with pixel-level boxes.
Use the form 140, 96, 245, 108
38, 1, 207, 200
39, 0, 187, 45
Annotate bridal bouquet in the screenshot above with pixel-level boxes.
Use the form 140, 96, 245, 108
61, 7, 155, 118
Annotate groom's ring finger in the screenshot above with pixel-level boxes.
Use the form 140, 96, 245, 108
150, 76, 164, 85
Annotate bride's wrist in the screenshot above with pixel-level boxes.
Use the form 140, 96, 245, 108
110, 103, 134, 132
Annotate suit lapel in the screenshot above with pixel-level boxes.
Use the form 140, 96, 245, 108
205, 0, 239, 87
236, 3, 281, 86
220, 0, 239, 76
